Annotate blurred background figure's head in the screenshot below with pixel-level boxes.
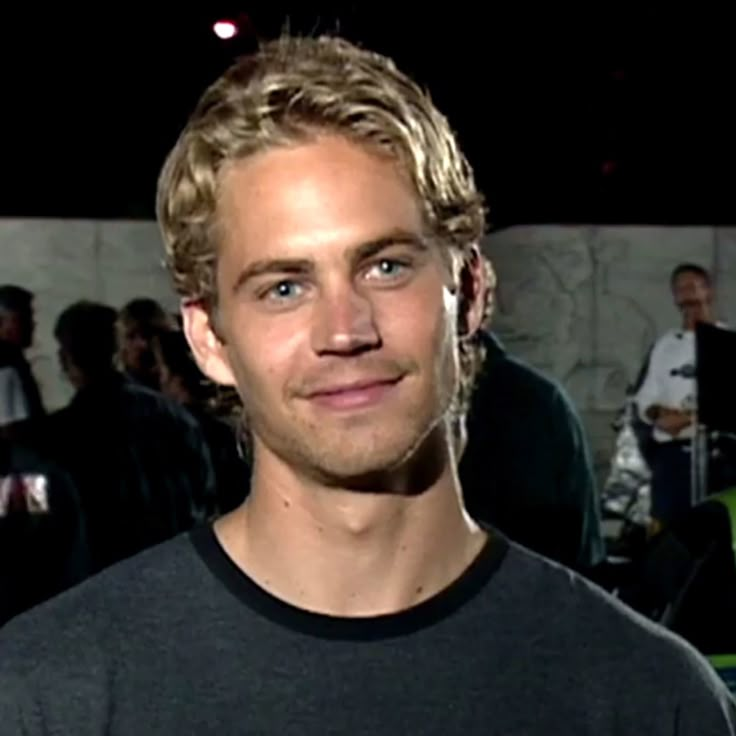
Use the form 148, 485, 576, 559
154, 329, 211, 408
54, 301, 119, 389
0, 285, 35, 350
670, 263, 714, 330
117, 298, 175, 390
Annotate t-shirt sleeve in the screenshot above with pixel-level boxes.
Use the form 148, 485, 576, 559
675, 681, 736, 733
0, 612, 111, 734
670, 645, 736, 734
0, 366, 30, 427
0, 666, 44, 734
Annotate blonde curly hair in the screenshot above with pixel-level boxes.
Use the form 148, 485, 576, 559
157, 35, 493, 416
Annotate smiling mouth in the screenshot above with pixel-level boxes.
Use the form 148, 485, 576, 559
306, 377, 403, 410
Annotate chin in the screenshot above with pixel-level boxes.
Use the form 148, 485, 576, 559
300, 418, 448, 494
312, 436, 416, 479
251, 380, 454, 488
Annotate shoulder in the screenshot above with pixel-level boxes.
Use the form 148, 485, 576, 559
497, 544, 732, 704
477, 339, 562, 406
651, 329, 688, 355
503, 543, 661, 642
0, 532, 200, 678
498, 355, 580, 422
121, 383, 201, 431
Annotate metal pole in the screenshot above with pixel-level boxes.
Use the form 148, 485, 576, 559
691, 423, 709, 507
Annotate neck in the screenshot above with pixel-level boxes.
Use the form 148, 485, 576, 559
682, 317, 712, 331
215, 428, 486, 617
682, 306, 715, 331
73, 367, 119, 390
165, 378, 193, 406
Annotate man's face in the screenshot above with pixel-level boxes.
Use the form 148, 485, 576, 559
117, 320, 158, 384
152, 343, 184, 403
672, 271, 713, 327
0, 307, 34, 350
153, 346, 174, 397
192, 135, 466, 484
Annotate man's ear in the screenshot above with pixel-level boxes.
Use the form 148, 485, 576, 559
458, 246, 489, 338
181, 300, 237, 387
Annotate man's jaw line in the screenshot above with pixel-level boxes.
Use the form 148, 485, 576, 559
244, 428, 461, 543
247, 409, 451, 492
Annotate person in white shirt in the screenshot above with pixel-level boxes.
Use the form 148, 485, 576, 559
635, 263, 716, 527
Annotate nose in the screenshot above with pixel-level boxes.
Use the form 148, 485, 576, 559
311, 282, 381, 356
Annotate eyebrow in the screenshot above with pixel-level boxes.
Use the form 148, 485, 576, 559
230, 229, 429, 295
231, 258, 314, 294
351, 230, 429, 263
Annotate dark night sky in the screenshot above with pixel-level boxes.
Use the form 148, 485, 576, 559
1, 5, 734, 227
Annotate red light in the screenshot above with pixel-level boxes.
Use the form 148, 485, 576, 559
601, 160, 618, 176
213, 20, 238, 40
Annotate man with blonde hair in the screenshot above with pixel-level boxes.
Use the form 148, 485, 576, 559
0, 36, 733, 734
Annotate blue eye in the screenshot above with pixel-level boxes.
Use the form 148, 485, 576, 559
367, 259, 409, 280
265, 280, 303, 301
379, 260, 401, 274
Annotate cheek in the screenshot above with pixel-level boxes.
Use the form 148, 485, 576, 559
375, 282, 456, 356
225, 313, 308, 403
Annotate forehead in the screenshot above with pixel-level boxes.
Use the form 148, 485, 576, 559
673, 271, 709, 289
0, 305, 30, 319
118, 319, 152, 338
216, 136, 424, 261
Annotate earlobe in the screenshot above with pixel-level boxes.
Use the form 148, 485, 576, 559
180, 300, 237, 387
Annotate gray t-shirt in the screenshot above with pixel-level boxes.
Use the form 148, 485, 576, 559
0, 524, 734, 735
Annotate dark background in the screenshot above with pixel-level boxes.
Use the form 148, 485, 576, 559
1, 5, 733, 227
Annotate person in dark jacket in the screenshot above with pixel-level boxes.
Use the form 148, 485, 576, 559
0, 439, 89, 625
116, 298, 176, 391
460, 329, 604, 571
0, 285, 44, 428
154, 329, 251, 514
40, 301, 216, 572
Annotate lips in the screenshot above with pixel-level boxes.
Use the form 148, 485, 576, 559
304, 376, 403, 410
307, 377, 401, 397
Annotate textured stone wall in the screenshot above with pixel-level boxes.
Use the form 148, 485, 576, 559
482, 225, 735, 480
0, 219, 176, 410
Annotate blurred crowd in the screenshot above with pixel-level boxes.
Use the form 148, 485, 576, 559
0, 287, 250, 624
